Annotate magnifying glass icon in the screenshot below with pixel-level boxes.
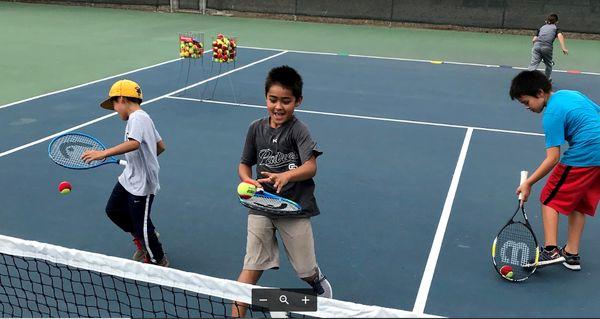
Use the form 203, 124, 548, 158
279, 294, 289, 305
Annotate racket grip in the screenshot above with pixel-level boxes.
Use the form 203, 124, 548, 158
519, 170, 529, 200
118, 160, 127, 166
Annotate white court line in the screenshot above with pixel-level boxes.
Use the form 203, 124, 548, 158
239, 45, 600, 75
0, 57, 183, 110
167, 97, 544, 137
0, 51, 288, 159
412, 128, 473, 316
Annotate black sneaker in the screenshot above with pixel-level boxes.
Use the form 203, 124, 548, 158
308, 268, 332, 298
536, 247, 565, 268
561, 247, 581, 271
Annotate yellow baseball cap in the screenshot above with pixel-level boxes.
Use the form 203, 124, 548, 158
100, 79, 143, 110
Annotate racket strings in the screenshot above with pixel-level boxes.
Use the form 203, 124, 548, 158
249, 194, 292, 210
495, 222, 538, 279
49, 134, 105, 168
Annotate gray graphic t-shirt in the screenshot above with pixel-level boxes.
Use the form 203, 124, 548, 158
535, 24, 560, 46
241, 116, 322, 218
118, 110, 162, 196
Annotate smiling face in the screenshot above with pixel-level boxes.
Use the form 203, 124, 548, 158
266, 83, 302, 128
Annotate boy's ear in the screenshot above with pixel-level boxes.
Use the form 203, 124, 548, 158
536, 89, 546, 98
295, 96, 303, 107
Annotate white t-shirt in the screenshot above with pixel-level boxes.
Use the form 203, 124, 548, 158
118, 110, 162, 196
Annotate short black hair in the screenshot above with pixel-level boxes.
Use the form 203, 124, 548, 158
111, 96, 143, 105
509, 70, 552, 100
265, 65, 303, 100
546, 13, 558, 24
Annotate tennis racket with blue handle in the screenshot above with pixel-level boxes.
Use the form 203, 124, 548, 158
239, 188, 302, 215
48, 132, 127, 170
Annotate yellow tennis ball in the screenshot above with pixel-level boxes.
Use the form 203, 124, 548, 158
60, 188, 71, 195
506, 271, 513, 279
237, 182, 256, 199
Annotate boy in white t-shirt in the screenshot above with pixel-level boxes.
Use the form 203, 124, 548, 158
82, 79, 169, 266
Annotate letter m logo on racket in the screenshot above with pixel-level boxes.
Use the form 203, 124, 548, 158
500, 240, 530, 266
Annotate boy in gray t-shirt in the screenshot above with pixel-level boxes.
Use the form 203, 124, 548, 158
528, 13, 569, 80
82, 79, 168, 267
232, 66, 332, 317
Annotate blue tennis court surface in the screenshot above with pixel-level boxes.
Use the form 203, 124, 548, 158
1, 46, 600, 317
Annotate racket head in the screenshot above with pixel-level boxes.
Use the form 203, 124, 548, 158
492, 207, 540, 282
239, 189, 302, 215
48, 132, 115, 169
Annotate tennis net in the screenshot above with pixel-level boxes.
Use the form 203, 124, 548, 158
0, 234, 418, 318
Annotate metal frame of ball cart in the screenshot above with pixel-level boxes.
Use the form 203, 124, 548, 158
177, 31, 205, 95
200, 34, 239, 104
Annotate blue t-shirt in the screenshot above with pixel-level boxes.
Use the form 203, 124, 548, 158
543, 90, 600, 167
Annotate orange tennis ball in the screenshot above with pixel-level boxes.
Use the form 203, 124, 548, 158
58, 181, 72, 194
237, 182, 256, 199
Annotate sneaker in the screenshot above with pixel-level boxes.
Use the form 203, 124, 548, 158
132, 237, 149, 263
308, 268, 332, 298
536, 246, 565, 268
561, 247, 581, 271
155, 255, 170, 267
132, 231, 160, 263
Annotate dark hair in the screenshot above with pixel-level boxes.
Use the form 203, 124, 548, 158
546, 13, 558, 24
264, 65, 303, 100
509, 70, 552, 100
111, 96, 143, 105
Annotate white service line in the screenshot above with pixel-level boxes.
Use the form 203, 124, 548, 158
0, 57, 184, 110
240, 45, 337, 56
239, 45, 600, 75
0, 51, 288, 159
167, 97, 544, 137
412, 128, 473, 316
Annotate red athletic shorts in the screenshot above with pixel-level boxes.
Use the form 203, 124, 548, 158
540, 163, 600, 216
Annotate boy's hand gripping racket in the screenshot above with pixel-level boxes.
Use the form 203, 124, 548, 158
492, 171, 540, 282
48, 132, 127, 170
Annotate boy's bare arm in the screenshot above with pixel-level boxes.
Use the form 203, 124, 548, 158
82, 139, 140, 163
239, 163, 261, 187
516, 147, 560, 201
557, 33, 568, 54
105, 139, 140, 157
157, 140, 166, 156
532, 35, 538, 43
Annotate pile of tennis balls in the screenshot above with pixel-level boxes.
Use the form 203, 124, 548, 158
179, 36, 203, 58
212, 34, 237, 63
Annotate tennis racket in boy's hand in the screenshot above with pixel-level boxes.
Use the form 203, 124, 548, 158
237, 181, 302, 215
48, 132, 127, 170
491, 171, 540, 282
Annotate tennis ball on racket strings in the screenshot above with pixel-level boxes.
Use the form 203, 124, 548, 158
58, 181, 72, 194
237, 182, 257, 199
500, 265, 513, 277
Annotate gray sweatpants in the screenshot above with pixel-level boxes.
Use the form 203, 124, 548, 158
528, 43, 554, 79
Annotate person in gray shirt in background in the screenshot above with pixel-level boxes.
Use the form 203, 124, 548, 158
528, 13, 569, 81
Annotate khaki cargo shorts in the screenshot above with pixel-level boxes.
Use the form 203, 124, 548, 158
243, 214, 318, 278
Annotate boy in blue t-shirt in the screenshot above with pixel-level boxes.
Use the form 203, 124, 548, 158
510, 70, 600, 271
